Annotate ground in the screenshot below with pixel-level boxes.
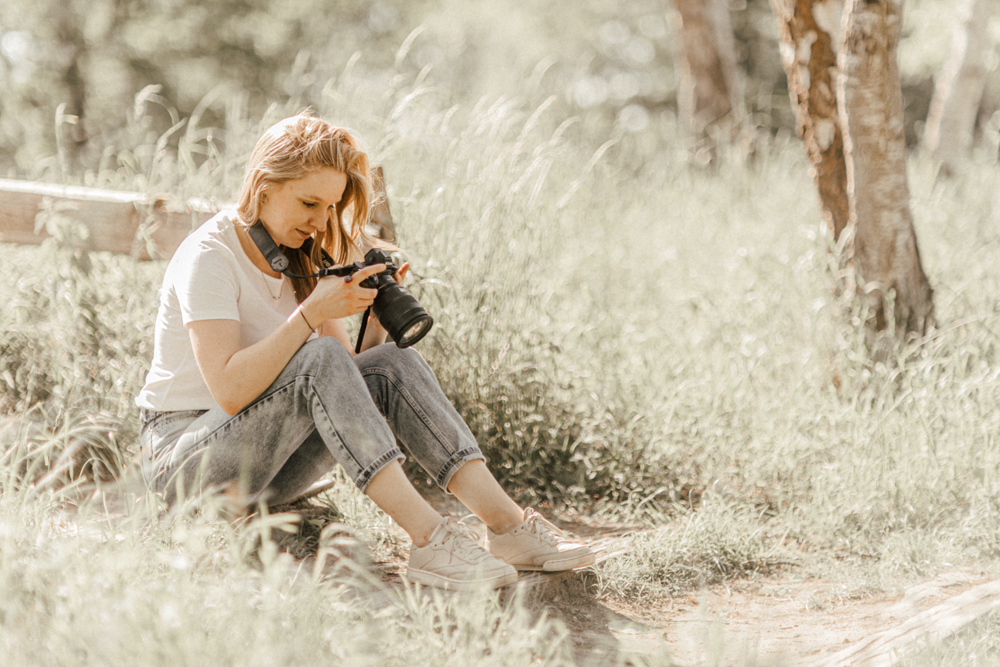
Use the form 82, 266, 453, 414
343, 489, 993, 666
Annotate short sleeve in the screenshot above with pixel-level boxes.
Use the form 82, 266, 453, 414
172, 242, 241, 325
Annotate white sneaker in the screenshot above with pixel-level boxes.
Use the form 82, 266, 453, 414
406, 518, 518, 591
487, 508, 596, 572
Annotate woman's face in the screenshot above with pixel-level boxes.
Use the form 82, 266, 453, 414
258, 167, 348, 248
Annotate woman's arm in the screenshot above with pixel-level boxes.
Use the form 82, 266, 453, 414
190, 263, 386, 415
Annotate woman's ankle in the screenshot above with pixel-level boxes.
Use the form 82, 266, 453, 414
408, 516, 444, 548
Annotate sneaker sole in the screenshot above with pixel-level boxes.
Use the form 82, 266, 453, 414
510, 552, 597, 572
405, 567, 518, 591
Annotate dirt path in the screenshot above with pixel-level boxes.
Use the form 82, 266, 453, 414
594, 569, 985, 665
91, 481, 995, 666
410, 490, 992, 665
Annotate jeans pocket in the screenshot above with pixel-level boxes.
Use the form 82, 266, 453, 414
140, 410, 207, 487
145, 410, 207, 437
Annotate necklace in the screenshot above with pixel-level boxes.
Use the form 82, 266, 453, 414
259, 269, 283, 299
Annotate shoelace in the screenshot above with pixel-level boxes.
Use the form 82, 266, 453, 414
521, 509, 567, 546
433, 518, 491, 563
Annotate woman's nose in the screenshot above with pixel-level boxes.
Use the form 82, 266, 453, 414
308, 211, 327, 231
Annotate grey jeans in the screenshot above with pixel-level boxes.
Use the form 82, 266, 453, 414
139, 339, 485, 506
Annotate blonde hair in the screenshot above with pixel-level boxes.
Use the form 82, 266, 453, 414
236, 112, 378, 302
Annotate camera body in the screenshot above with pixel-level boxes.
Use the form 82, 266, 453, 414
338, 248, 434, 349
341, 247, 400, 289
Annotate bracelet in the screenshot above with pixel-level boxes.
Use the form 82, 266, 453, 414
298, 307, 314, 331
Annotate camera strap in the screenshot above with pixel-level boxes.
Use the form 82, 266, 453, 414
246, 220, 374, 353
246, 221, 341, 279
355, 306, 372, 355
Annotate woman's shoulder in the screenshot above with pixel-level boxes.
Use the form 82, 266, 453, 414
186, 210, 240, 247
165, 210, 242, 277
170, 211, 239, 258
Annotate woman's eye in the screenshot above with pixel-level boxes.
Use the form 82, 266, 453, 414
303, 202, 317, 208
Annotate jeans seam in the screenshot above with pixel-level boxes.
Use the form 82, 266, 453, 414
361, 366, 455, 454
354, 447, 405, 491
437, 447, 483, 487
305, 375, 366, 474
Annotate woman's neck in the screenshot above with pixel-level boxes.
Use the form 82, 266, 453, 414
236, 222, 282, 278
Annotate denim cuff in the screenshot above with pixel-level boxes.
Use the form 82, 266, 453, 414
354, 447, 406, 492
437, 447, 487, 494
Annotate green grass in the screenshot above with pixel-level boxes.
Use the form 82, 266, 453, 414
2, 36, 1000, 664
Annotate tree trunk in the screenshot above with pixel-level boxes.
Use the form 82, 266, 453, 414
922, 0, 998, 174
839, 0, 934, 336
674, 0, 744, 138
771, 0, 850, 240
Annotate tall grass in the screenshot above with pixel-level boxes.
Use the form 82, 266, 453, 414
0, 480, 575, 666
2, 38, 1000, 664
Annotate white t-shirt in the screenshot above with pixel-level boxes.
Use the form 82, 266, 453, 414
136, 211, 301, 411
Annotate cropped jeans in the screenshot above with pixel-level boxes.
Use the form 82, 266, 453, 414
139, 338, 485, 506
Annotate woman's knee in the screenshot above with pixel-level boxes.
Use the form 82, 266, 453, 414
296, 336, 356, 373
356, 344, 426, 377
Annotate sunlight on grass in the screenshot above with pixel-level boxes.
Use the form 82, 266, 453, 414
2, 24, 1000, 663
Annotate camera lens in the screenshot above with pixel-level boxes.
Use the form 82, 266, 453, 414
398, 319, 433, 346
371, 279, 434, 348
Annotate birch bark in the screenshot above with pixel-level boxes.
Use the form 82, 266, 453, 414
771, 0, 850, 240
839, 0, 934, 335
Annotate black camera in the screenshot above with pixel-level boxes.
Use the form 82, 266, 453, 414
340, 248, 434, 349
246, 222, 433, 350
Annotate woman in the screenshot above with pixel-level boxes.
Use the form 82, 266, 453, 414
136, 113, 593, 590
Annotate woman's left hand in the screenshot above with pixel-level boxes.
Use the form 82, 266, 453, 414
392, 262, 410, 285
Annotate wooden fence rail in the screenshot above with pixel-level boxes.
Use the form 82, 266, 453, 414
0, 167, 396, 261
0, 178, 218, 260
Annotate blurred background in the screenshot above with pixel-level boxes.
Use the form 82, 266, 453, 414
0, 0, 988, 182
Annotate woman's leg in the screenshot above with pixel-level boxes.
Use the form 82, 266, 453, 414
357, 345, 486, 492
363, 460, 444, 547
148, 340, 417, 516
445, 460, 524, 534
355, 346, 521, 531
355, 345, 594, 572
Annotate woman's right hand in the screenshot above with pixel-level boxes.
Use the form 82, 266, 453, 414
301, 263, 387, 324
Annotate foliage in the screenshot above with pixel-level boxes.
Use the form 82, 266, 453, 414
596, 499, 775, 599
0, 483, 575, 666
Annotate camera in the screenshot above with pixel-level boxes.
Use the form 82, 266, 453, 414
245, 221, 432, 348
339, 248, 434, 348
